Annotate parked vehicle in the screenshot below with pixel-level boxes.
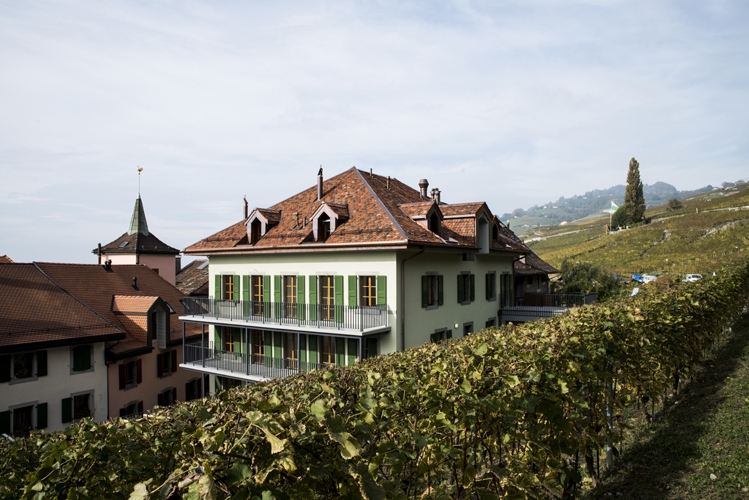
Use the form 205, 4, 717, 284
683, 274, 703, 282
642, 275, 657, 284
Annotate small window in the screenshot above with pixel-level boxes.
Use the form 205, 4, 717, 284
463, 323, 474, 336
12, 405, 34, 437
72, 345, 92, 372
364, 337, 378, 358
421, 274, 443, 309
158, 350, 178, 377
359, 276, 377, 307
13, 353, 34, 380
185, 378, 203, 401
158, 387, 177, 407
152, 268, 159, 275
457, 273, 475, 305
428, 212, 440, 233
430, 329, 452, 343
73, 393, 92, 420
485, 272, 497, 301
119, 359, 141, 390
120, 401, 142, 418
223, 275, 236, 301
486, 318, 496, 328
318, 214, 331, 241
250, 218, 262, 244
492, 225, 499, 241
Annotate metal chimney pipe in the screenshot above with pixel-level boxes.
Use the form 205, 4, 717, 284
98, 243, 102, 265
317, 167, 323, 200
434, 188, 441, 204
418, 179, 429, 199
243, 196, 248, 219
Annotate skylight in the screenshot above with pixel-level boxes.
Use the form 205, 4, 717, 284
119, 241, 129, 248
198, 261, 209, 270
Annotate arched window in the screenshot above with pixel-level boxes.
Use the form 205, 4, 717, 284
250, 219, 262, 244
428, 212, 440, 233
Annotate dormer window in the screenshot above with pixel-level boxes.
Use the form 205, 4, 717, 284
492, 224, 499, 241
318, 214, 331, 242
428, 212, 440, 233
245, 209, 281, 245
311, 202, 349, 242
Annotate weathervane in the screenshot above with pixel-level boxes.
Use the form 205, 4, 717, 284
137, 166, 143, 195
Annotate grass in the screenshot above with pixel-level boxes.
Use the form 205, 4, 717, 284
584, 313, 749, 499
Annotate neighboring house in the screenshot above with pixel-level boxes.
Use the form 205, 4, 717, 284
176, 259, 209, 297
94, 196, 181, 286
181, 167, 528, 394
513, 250, 559, 298
34, 263, 205, 418
0, 263, 125, 435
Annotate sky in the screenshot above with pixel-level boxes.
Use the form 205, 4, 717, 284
1, 0, 747, 263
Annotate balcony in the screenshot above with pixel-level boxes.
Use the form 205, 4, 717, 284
181, 342, 338, 382
500, 293, 586, 323
180, 298, 389, 336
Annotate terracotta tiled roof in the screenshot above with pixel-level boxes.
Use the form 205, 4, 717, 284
257, 209, 282, 224
35, 263, 201, 353
95, 231, 180, 256
186, 167, 526, 255
514, 251, 559, 276
111, 295, 160, 314
0, 255, 13, 264
176, 260, 209, 296
0, 264, 125, 352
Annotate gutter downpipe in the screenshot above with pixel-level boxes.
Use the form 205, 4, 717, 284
400, 246, 425, 352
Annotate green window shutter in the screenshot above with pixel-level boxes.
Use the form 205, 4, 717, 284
485, 274, 491, 300
421, 276, 428, 308
263, 275, 271, 302
470, 274, 475, 302
308, 335, 318, 366
297, 275, 305, 320
348, 276, 357, 308
300, 334, 307, 370
263, 331, 272, 367
242, 275, 250, 315
73, 346, 91, 371
457, 274, 464, 303
437, 276, 444, 305
309, 276, 317, 321
335, 338, 345, 366
0, 411, 10, 434
36, 403, 48, 429
274, 275, 282, 303
214, 275, 221, 299
446, 329, 452, 339
36, 350, 47, 377
61, 397, 72, 424
0, 355, 11, 383
486, 320, 494, 328
430, 333, 438, 343
233, 329, 241, 354
334, 275, 343, 323
274, 332, 282, 369
376, 276, 387, 306
347, 339, 358, 365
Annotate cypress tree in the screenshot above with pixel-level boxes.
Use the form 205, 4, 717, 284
624, 157, 645, 223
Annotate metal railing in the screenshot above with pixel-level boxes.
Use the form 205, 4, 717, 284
181, 298, 388, 332
183, 343, 332, 380
511, 293, 585, 308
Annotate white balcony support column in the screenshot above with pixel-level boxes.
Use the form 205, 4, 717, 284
358, 337, 362, 362
245, 328, 249, 376
201, 324, 205, 368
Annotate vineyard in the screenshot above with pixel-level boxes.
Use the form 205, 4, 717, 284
527, 183, 749, 275
1, 262, 749, 499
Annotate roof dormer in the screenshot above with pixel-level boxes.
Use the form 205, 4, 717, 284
245, 209, 281, 245
311, 202, 349, 242
402, 201, 443, 235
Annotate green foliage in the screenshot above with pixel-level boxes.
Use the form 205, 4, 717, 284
624, 157, 646, 225
610, 206, 629, 229
1, 262, 749, 499
667, 198, 682, 210
557, 259, 621, 301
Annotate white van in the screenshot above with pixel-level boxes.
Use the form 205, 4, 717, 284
684, 274, 702, 282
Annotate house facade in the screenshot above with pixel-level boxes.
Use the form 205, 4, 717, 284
0, 264, 124, 435
182, 168, 527, 393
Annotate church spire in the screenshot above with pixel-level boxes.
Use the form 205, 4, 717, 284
127, 196, 150, 236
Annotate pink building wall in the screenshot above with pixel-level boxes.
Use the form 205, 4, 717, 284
101, 254, 177, 286
107, 347, 202, 416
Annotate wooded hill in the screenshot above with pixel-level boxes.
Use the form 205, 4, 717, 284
526, 181, 749, 276
503, 180, 746, 235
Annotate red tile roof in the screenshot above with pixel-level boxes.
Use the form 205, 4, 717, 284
0, 264, 125, 352
176, 260, 209, 296
0, 255, 13, 264
186, 167, 527, 256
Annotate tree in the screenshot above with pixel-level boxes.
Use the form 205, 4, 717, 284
557, 260, 621, 302
667, 198, 683, 210
610, 207, 629, 229
624, 157, 645, 223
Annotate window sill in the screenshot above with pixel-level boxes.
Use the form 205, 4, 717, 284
123, 383, 138, 391
425, 304, 440, 311
9, 376, 38, 385
71, 368, 95, 375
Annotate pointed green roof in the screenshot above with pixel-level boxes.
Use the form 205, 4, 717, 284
128, 196, 149, 236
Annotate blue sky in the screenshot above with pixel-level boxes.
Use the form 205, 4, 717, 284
1, 0, 747, 263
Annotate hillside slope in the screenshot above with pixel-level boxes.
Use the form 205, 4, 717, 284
527, 183, 749, 275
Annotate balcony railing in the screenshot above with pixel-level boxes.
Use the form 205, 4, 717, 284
182, 343, 333, 381
181, 298, 388, 332
500, 293, 586, 320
